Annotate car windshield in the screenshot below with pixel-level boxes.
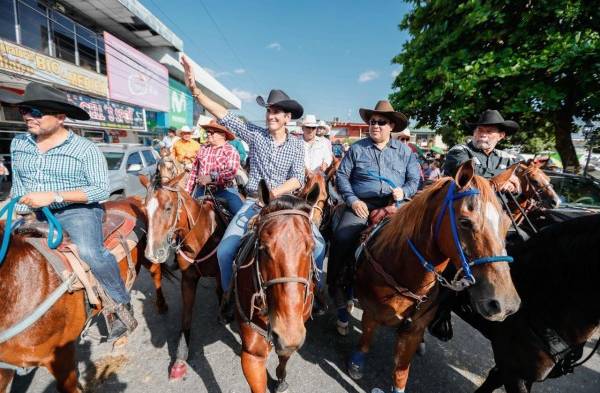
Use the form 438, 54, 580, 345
103, 152, 125, 170
549, 175, 600, 208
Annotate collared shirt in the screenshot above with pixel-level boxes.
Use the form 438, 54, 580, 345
304, 136, 333, 171
162, 135, 180, 149
442, 141, 516, 179
10, 131, 110, 213
172, 139, 201, 164
336, 137, 420, 205
218, 112, 305, 194
185, 143, 240, 193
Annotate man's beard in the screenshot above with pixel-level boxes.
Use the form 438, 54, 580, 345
473, 139, 492, 150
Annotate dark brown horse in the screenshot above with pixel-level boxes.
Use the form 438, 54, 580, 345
140, 172, 226, 381
234, 179, 320, 393
455, 213, 600, 393
0, 197, 165, 393
348, 161, 521, 392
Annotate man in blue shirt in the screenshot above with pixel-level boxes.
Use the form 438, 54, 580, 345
1, 82, 136, 341
330, 100, 420, 333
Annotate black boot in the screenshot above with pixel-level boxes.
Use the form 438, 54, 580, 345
107, 303, 137, 341
428, 307, 453, 342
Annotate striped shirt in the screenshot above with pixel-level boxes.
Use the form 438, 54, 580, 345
218, 112, 305, 194
185, 143, 240, 193
10, 131, 110, 213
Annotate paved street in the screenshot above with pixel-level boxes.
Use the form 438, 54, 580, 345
9, 264, 599, 393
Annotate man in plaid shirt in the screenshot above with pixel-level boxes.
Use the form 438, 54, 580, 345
181, 56, 326, 320
185, 121, 242, 214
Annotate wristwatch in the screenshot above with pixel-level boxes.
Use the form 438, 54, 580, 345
53, 192, 64, 203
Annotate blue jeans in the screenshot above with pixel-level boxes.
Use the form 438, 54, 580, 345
40, 203, 130, 305
216, 199, 326, 291
193, 186, 243, 215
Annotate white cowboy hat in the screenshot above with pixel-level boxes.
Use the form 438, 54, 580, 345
178, 125, 193, 135
317, 120, 331, 133
302, 114, 319, 128
393, 127, 411, 138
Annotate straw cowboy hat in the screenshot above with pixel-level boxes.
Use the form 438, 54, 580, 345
0, 82, 90, 120
466, 109, 519, 134
359, 100, 408, 132
256, 89, 304, 119
302, 114, 319, 128
203, 120, 235, 141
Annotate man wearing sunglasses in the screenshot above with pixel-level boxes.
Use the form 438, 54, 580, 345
330, 100, 420, 334
0, 82, 136, 341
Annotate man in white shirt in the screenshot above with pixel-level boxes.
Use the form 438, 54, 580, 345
161, 127, 179, 149
302, 115, 333, 172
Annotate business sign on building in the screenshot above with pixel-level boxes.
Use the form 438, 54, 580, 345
0, 38, 108, 97
104, 32, 169, 112
66, 93, 145, 130
168, 78, 193, 129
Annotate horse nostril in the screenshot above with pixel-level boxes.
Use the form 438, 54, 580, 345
486, 299, 501, 315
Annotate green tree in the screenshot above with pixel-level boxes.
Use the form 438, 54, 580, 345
390, 0, 599, 171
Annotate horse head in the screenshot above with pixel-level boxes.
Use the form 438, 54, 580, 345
298, 170, 328, 226
519, 160, 560, 208
254, 179, 319, 356
157, 148, 183, 184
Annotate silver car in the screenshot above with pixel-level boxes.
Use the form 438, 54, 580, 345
98, 143, 159, 199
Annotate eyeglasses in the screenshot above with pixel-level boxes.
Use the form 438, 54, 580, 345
18, 106, 58, 118
399, 137, 410, 142
369, 119, 389, 126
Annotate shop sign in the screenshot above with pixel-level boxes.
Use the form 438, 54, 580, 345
66, 93, 145, 130
168, 78, 193, 129
0, 38, 108, 97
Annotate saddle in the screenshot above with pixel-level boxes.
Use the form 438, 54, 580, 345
15, 209, 142, 308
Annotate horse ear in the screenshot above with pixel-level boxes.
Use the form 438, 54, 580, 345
258, 179, 271, 206
490, 162, 519, 189
455, 159, 475, 188
305, 182, 321, 207
167, 172, 186, 187
139, 174, 150, 188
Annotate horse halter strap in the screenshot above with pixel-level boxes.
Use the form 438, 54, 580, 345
408, 181, 513, 291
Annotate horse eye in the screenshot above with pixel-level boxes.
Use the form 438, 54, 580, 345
458, 217, 474, 229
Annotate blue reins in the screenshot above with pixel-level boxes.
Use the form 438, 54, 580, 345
0, 197, 63, 265
366, 170, 403, 207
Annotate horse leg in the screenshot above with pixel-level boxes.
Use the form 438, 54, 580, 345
0, 369, 15, 393
348, 309, 378, 380
169, 268, 199, 381
45, 342, 80, 393
146, 261, 168, 314
475, 366, 504, 393
275, 354, 291, 393
389, 327, 425, 392
504, 377, 529, 393
240, 333, 270, 393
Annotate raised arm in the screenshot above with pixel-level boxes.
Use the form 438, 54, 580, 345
181, 55, 228, 120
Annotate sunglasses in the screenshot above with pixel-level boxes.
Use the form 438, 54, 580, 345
369, 119, 389, 126
399, 137, 410, 142
18, 106, 58, 118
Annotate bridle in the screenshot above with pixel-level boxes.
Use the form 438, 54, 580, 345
234, 208, 316, 341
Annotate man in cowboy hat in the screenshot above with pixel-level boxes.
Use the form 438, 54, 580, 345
302, 114, 332, 172
331, 100, 420, 334
443, 109, 519, 192
180, 55, 326, 320
161, 126, 179, 150
1, 82, 136, 340
185, 120, 243, 215
393, 127, 411, 144
172, 125, 201, 168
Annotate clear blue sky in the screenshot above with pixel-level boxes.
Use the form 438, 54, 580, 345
142, 0, 412, 123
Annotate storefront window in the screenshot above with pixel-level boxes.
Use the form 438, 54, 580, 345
0, 0, 16, 42
51, 11, 75, 64
17, 0, 49, 55
76, 24, 97, 72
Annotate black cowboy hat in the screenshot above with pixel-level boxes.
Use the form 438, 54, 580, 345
466, 109, 519, 134
359, 100, 408, 132
0, 82, 90, 120
256, 89, 304, 120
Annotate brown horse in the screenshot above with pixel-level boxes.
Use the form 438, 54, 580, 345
348, 160, 521, 392
234, 179, 320, 393
140, 172, 226, 381
298, 170, 329, 227
0, 197, 165, 393
156, 147, 186, 188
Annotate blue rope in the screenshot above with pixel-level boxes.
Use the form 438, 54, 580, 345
366, 170, 402, 207
0, 197, 63, 265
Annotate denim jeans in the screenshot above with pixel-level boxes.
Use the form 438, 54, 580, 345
40, 203, 130, 305
193, 186, 243, 215
216, 199, 326, 291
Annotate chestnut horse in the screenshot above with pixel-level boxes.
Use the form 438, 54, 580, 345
348, 161, 521, 392
140, 172, 226, 380
298, 170, 329, 227
156, 147, 186, 188
234, 179, 320, 393
0, 197, 165, 393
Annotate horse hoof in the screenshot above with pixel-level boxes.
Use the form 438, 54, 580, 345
276, 379, 289, 393
169, 360, 187, 381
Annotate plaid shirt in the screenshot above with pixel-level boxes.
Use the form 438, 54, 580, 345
185, 143, 240, 193
10, 131, 110, 213
218, 112, 305, 194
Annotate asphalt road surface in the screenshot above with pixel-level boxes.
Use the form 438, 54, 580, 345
8, 265, 599, 393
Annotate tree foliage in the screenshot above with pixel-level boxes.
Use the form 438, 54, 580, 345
390, 0, 599, 171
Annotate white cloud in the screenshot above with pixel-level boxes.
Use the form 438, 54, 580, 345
266, 42, 282, 51
232, 88, 255, 103
234, 68, 246, 74
391, 69, 401, 78
205, 68, 230, 78
358, 70, 379, 83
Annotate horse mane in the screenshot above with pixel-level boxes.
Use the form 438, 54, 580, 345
261, 194, 312, 216
374, 175, 500, 250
